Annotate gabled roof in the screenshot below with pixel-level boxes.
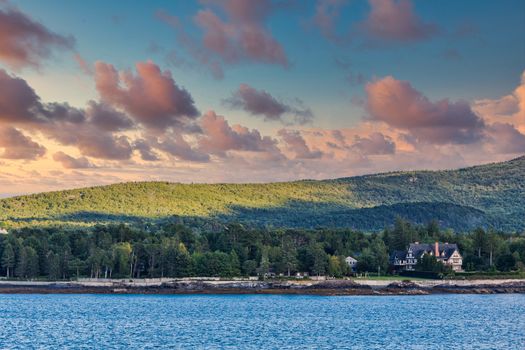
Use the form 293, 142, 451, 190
408, 243, 460, 260
390, 250, 406, 261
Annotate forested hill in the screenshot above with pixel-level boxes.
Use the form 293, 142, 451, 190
1, 156, 524, 231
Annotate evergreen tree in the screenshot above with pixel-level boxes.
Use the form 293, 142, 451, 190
473, 228, 487, 258
25, 247, 39, 279
281, 238, 297, 276
48, 252, 61, 280
15, 246, 28, 278
1, 243, 15, 278
311, 244, 327, 276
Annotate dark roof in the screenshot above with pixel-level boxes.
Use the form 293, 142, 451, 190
390, 250, 406, 261
408, 243, 459, 260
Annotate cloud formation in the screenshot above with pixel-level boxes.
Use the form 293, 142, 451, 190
53, 151, 94, 169
351, 132, 395, 155
150, 132, 210, 163
278, 129, 323, 159
199, 110, 283, 159
0, 69, 43, 123
94, 61, 199, 130
0, 3, 74, 69
74, 53, 93, 75
0, 126, 46, 159
85, 101, 134, 132
474, 71, 525, 133
486, 123, 525, 154
224, 84, 313, 124
133, 139, 160, 161
360, 0, 438, 43
158, 0, 288, 78
0, 68, 137, 160
365, 76, 485, 144
196, 0, 288, 65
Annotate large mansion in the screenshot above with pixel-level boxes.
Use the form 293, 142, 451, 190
390, 242, 463, 272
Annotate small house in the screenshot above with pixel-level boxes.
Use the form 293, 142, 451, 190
345, 256, 358, 272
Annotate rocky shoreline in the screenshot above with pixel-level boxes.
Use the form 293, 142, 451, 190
0, 279, 524, 295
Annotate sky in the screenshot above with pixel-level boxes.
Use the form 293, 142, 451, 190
0, 0, 524, 197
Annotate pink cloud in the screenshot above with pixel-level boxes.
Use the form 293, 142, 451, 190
94, 60, 199, 130
360, 0, 437, 43
158, 0, 288, 78
278, 129, 323, 159
486, 123, 525, 155
351, 132, 396, 155
150, 132, 210, 163
45, 123, 133, 160
199, 110, 283, 159
0, 126, 45, 159
74, 53, 93, 75
53, 151, 94, 169
365, 76, 485, 144
0, 3, 74, 69
0, 68, 136, 161
156, 11, 225, 79
195, 0, 288, 65
224, 83, 313, 124
474, 70, 525, 133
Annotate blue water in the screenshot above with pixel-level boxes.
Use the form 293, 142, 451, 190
0, 294, 523, 349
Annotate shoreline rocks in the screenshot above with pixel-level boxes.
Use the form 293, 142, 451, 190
0, 279, 524, 295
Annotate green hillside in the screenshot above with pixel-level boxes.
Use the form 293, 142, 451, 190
1, 156, 524, 231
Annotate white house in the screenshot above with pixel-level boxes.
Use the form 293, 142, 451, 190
345, 256, 358, 272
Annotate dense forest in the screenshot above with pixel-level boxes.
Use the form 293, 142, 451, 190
1, 156, 524, 231
1, 218, 524, 280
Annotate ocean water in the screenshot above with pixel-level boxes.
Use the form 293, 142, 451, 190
0, 294, 523, 349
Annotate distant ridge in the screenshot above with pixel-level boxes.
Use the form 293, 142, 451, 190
1, 156, 524, 231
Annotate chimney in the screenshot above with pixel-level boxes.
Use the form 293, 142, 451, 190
434, 242, 439, 257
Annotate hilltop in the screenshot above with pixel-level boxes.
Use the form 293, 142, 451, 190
1, 156, 524, 231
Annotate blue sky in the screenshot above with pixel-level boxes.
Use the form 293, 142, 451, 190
14, 0, 525, 124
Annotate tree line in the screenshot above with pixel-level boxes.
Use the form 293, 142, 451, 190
1, 218, 524, 280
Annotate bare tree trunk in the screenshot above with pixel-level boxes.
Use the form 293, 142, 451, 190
129, 252, 135, 278
149, 256, 154, 278
133, 256, 139, 279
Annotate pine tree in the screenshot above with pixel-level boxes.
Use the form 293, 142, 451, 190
25, 247, 39, 279
48, 252, 61, 280
15, 247, 28, 278
1, 243, 15, 278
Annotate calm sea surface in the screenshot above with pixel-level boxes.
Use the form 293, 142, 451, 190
0, 294, 523, 349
